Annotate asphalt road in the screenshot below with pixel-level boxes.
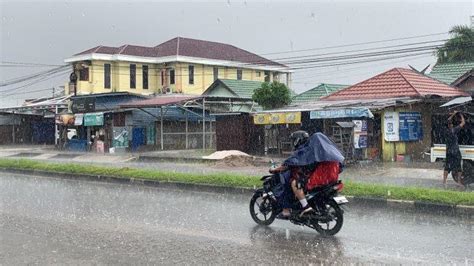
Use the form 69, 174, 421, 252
1, 173, 472, 264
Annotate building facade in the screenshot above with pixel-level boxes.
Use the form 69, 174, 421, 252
65, 37, 291, 96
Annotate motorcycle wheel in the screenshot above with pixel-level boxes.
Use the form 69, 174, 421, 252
312, 200, 344, 236
249, 192, 277, 226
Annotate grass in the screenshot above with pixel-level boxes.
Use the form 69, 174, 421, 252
0, 158, 472, 206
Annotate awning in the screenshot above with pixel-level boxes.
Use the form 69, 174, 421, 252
310, 108, 374, 119
440, 96, 472, 107
120, 95, 201, 108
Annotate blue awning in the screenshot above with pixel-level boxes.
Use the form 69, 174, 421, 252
310, 108, 374, 119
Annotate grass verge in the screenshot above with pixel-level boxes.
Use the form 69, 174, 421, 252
0, 158, 472, 206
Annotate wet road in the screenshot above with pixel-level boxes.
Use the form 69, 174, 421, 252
1, 173, 472, 264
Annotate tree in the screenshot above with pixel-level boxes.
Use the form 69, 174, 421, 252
252, 81, 292, 109
436, 25, 474, 64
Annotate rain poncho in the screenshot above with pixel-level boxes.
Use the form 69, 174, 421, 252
283, 132, 345, 167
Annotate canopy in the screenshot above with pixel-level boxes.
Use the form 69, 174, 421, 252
284, 132, 345, 166
440, 96, 472, 107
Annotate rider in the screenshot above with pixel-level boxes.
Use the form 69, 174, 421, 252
270, 130, 314, 218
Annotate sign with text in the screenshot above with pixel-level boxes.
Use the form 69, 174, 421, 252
399, 112, 423, 141
84, 112, 104, 126
310, 108, 373, 119
72, 97, 95, 113
384, 112, 399, 142
253, 112, 301, 125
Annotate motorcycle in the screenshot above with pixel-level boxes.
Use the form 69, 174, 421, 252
249, 173, 348, 236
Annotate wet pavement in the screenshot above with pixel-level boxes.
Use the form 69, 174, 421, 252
1, 173, 472, 264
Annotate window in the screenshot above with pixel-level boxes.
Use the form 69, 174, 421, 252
256, 71, 261, 77
237, 69, 242, 80
142, 65, 148, 89
104, 64, 111, 89
188, 65, 194, 85
213, 67, 219, 81
170, 69, 175, 84
130, 64, 136, 89
79, 67, 89, 81
264, 71, 270, 82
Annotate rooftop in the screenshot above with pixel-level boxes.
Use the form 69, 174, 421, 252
429, 61, 474, 84
292, 84, 348, 103
323, 68, 467, 100
70, 37, 285, 68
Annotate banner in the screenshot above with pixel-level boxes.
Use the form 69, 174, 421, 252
55, 114, 75, 125
384, 111, 399, 142
84, 112, 104, 126
310, 108, 374, 119
353, 120, 368, 148
399, 112, 423, 141
74, 113, 84, 126
253, 112, 301, 125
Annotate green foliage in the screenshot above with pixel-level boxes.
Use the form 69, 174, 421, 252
0, 158, 472, 206
436, 25, 474, 63
252, 81, 292, 109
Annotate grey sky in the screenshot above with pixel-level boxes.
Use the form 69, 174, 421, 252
1, 0, 472, 107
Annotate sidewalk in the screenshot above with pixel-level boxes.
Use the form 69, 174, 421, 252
0, 145, 467, 191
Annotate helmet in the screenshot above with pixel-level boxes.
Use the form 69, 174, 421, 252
290, 130, 309, 149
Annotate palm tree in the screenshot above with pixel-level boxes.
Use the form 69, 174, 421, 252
436, 25, 474, 63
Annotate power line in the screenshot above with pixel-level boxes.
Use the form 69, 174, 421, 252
258, 32, 449, 56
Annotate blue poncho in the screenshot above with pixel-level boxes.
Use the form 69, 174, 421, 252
284, 132, 345, 167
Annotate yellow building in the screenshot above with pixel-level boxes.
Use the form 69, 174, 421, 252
64, 37, 292, 96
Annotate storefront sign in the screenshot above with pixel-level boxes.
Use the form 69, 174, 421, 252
72, 97, 95, 113
310, 108, 374, 119
384, 112, 399, 142
74, 113, 84, 126
353, 120, 368, 148
253, 112, 301, 125
399, 112, 423, 141
84, 112, 104, 126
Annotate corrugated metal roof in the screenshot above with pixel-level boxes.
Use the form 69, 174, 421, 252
120, 95, 201, 108
292, 84, 348, 103
324, 68, 468, 100
255, 97, 421, 113
429, 62, 474, 84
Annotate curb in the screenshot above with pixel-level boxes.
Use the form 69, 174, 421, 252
136, 155, 271, 167
0, 167, 472, 216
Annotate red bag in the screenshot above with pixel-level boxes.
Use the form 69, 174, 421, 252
306, 161, 340, 190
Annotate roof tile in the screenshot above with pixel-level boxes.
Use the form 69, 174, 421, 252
324, 68, 467, 100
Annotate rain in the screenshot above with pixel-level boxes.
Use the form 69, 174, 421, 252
0, 0, 473, 264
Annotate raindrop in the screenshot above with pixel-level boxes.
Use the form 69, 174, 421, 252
310, 12, 316, 20
216, 18, 221, 24
227, 0, 231, 7
81, 12, 86, 17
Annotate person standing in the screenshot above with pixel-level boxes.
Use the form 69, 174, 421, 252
443, 111, 466, 188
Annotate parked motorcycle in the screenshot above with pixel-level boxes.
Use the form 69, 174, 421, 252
249, 173, 348, 236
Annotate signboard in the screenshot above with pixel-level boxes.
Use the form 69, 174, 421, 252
384, 112, 399, 142
84, 112, 104, 126
310, 108, 374, 119
353, 120, 368, 148
72, 97, 95, 113
253, 112, 301, 125
74, 113, 84, 126
399, 112, 423, 141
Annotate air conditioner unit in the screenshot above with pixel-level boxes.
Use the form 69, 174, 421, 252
164, 87, 172, 94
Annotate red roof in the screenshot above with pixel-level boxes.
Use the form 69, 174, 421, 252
323, 68, 468, 100
120, 95, 201, 108
74, 37, 284, 67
